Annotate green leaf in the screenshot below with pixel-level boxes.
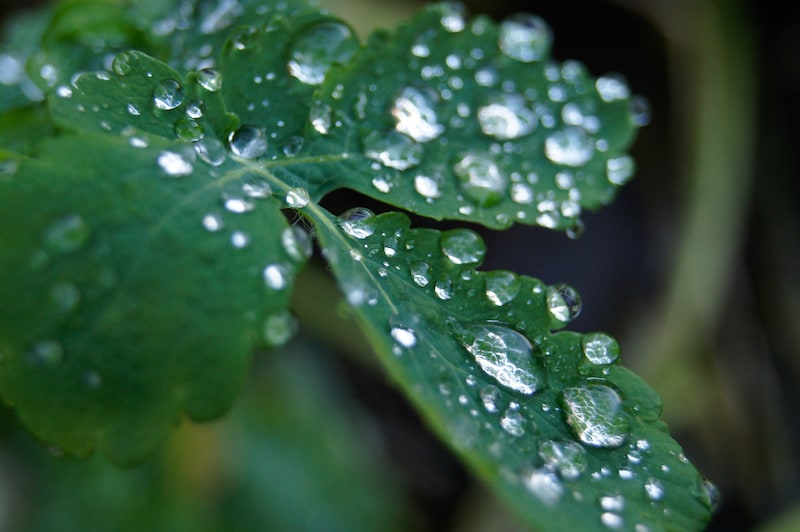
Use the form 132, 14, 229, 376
0, 133, 307, 464
308, 207, 716, 531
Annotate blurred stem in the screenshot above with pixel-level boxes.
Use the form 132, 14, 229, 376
624, 0, 756, 422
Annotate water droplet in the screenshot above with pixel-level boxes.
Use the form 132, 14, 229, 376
510, 183, 534, 204
440, 229, 486, 265
545, 127, 593, 167
44, 214, 90, 254
263, 311, 297, 347
50, 282, 80, 314
484, 270, 520, 306
173, 117, 205, 141
500, 407, 525, 436
153, 79, 184, 110
607, 156, 636, 185
196, 68, 222, 91
282, 135, 304, 156
524, 469, 563, 506
697, 477, 720, 512
309, 101, 332, 134
410, 261, 431, 287
453, 151, 507, 207
479, 384, 503, 413
601, 512, 624, 529
562, 384, 630, 448
55, 85, 72, 98
439, 3, 467, 32
582, 333, 620, 365
538, 440, 587, 480
600, 494, 626, 512
478, 93, 536, 140
111, 52, 133, 76
596, 75, 630, 102
337, 207, 376, 239
29, 340, 63, 366
456, 324, 545, 395
228, 125, 267, 159
644, 478, 664, 501
363, 130, 423, 170
391, 86, 444, 142
84, 371, 102, 389
414, 173, 443, 200
371, 174, 394, 193
194, 137, 226, 166
281, 226, 313, 262
390, 325, 417, 348
263, 264, 289, 290
434, 278, 454, 300
223, 194, 254, 214
158, 150, 194, 177
287, 20, 359, 85
546, 284, 582, 324
230, 230, 250, 248
285, 187, 310, 208
498, 14, 552, 63
630, 96, 651, 126
241, 175, 272, 199
202, 213, 224, 232
186, 100, 205, 119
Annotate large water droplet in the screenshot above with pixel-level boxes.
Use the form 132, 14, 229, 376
562, 384, 630, 448
44, 214, 90, 254
546, 283, 582, 324
287, 21, 359, 85
538, 440, 587, 480
336, 207, 375, 239
153, 79, 184, 110
545, 127, 593, 167
606, 156, 635, 185
478, 93, 536, 140
453, 151, 507, 207
410, 261, 431, 287
391, 86, 444, 142
456, 324, 545, 395
281, 226, 313, 262
484, 270, 520, 306
228, 125, 267, 159
363, 130, 423, 170
498, 14, 552, 63
196, 68, 222, 91
582, 333, 620, 365
440, 228, 486, 265
158, 150, 194, 177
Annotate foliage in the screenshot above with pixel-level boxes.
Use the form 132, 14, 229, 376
0, 0, 717, 530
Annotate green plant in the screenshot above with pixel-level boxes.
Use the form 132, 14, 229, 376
0, 0, 718, 530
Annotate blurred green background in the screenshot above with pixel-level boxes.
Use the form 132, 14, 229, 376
1, 0, 798, 530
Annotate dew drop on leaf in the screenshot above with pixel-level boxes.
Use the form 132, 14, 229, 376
186, 100, 204, 119
285, 187, 310, 208
629, 96, 651, 126
309, 101, 332, 134
544, 127, 593, 167
173, 117, 205, 142
697, 477, 721, 512
453, 151, 507, 207
601, 512, 624, 529
228, 125, 267, 159
479, 384, 503, 413
158, 150, 194, 177
196, 68, 222, 92
194, 137, 227, 166
644, 478, 665, 501
202, 213, 224, 232
263, 264, 289, 290
524, 469, 563, 506
406, 261, 430, 288
500, 406, 525, 436
111, 52, 132, 76
50, 282, 80, 315
538, 440, 588, 480
43, 214, 90, 254
363, 130, 423, 170
595, 75, 630, 102
281, 226, 313, 262
241, 175, 272, 199
478, 93, 536, 140
391, 86, 444, 142
546, 283, 582, 324
582, 333, 620, 365
440, 228, 486, 265
414, 173, 443, 200
484, 270, 521, 306
390, 325, 417, 348
600, 494, 626, 512
434, 277, 454, 300
29, 340, 63, 366
153, 79, 184, 110
263, 311, 297, 348
607, 155, 635, 185
455, 324, 545, 396
287, 20, 359, 85
562, 384, 630, 448
282, 135, 304, 156
230, 230, 250, 248
498, 14, 552, 63
336, 207, 376, 239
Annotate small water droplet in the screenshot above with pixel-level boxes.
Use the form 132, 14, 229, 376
500, 407, 525, 436
111, 52, 133, 76
263, 264, 289, 290
390, 325, 417, 348
601, 512, 624, 529
582, 333, 620, 365
455, 324, 545, 395
484, 270, 520, 306
479, 384, 503, 413
194, 137, 226, 166
439, 3, 467, 32
287, 20, 359, 85
309, 101, 332, 134
202, 213, 224, 232
478, 93, 536, 140
538, 440, 587, 480
363, 130, 423, 170
228, 125, 267, 159
391, 86, 444, 142
371, 174, 395, 193
546, 284, 582, 324
158, 150, 194, 177
285, 187, 310, 208
434, 277, 454, 300
453, 151, 507, 207
196, 68, 222, 91
263, 311, 297, 347
410, 261, 431, 287
50, 282, 80, 314
337, 207, 376, 239
596, 75, 630, 102
440, 229, 486, 265
281, 226, 313, 262
524, 469, 563, 506
414, 173, 443, 200
607, 156, 636, 185
697, 477, 721, 512
44, 214, 90, 254
644, 478, 664, 501
153, 79, 184, 110
545, 127, 593, 167
600, 494, 626, 512
562, 384, 630, 448
241, 175, 272, 199
186, 100, 205, 119
55, 85, 72, 98
230, 230, 250, 248
498, 14, 552, 63
630, 96, 651, 126
282, 135, 304, 156
29, 340, 63, 366
174, 117, 205, 141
